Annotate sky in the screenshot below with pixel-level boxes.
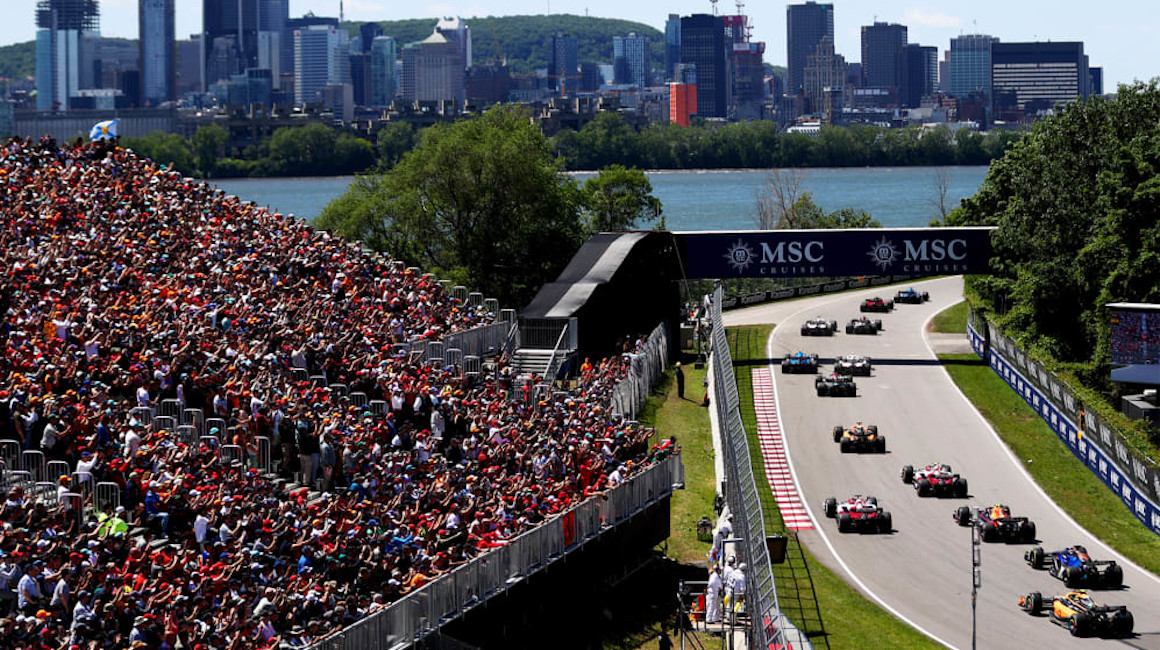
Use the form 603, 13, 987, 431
5, 0, 1158, 89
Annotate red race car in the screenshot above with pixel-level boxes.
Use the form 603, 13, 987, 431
860, 297, 894, 313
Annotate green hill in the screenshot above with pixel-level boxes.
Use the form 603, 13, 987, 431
352, 14, 665, 74
0, 41, 35, 81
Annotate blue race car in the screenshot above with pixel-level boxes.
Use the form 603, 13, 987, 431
781, 351, 819, 374
1025, 545, 1124, 589
894, 287, 930, 304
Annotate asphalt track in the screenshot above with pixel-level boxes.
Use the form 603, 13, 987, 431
724, 276, 1160, 650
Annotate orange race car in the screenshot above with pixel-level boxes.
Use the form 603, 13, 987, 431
1018, 589, 1134, 637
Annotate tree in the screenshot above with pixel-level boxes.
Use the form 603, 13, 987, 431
781, 194, 881, 229
580, 165, 663, 232
376, 122, 417, 169
754, 169, 806, 229
191, 123, 229, 178
317, 105, 585, 307
927, 167, 952, 224
123, 131, 193, 175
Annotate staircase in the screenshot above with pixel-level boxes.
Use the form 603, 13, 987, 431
511, 348, 557, 378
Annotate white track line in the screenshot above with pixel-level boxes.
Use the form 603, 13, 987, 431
922, 301, 1160, 589
763, 286, 961, 650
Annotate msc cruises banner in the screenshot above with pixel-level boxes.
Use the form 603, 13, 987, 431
677, 227, 995, 279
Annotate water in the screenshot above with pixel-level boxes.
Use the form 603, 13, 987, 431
214, 166, 989, 230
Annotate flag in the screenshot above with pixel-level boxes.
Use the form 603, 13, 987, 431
89, 119, 117, 141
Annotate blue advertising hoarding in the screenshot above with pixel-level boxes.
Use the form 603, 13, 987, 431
676, 227, 995, 278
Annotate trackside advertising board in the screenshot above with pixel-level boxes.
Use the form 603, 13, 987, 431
968, 319, 1160, 535
677, 227, 995, 279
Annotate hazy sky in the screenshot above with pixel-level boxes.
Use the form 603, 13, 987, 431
5, 0, 1157, 89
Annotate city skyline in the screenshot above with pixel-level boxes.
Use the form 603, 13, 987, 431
2, 1, 1156, 90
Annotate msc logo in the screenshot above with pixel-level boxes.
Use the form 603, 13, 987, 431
723, 239, 825, 273
866, 237, 968, 270
724, 239, 755, 273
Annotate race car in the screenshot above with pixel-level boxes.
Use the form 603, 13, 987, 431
822, 495, 893, 533
845, 316, 883, 335
1024, 545, 1124, 588
1018, 589, 1134, 638
781, 351, 819, 374
900, 462, 968, 497
815, 373, 857, 397
801, 317, 838, 336
860, 297, 894, 313
831, 422, 885, 453
833, 354, 872, 377
894, 287, 930, 304
953, 504, 1036, 542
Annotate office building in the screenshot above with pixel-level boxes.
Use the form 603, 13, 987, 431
613, 33, 651, 87
991, 41, 1089, 120
949, 34, 998, 99
548, 32, 579, 95
680, 14, 727, 118
176, 36, 202, 95
861, 22, 907, 89
900, 44, 937, 108
664, 14, 681, 81
35, 0, 101, 111
1089, 67, 1103, 96
401, 31, 466, 104
370, 36, 397, 107
803, 36, 845, 118
670, 82, 696, 127
293, 24, 349, 105
787, 2, 833, 95
139, 0, 175, 105
434, 17, 471, 70
203, 0, 260, 89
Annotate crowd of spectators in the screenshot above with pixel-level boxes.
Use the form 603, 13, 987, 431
0, 137, 677, 649
1110, 310, 1160, 365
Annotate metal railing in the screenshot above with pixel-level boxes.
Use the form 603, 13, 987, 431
309, 454, 682, 650
709, 282, 788, 649
516, 317, 577, 350
443, 321, 511, 360
610, 321, 670, 420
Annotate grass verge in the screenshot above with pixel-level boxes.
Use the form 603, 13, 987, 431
727, 325, 942, 650
940, 352, 1160, 574
928, 299, 968, 333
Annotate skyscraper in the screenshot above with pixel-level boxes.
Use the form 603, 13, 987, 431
435, 17, 472, 70
613, 33, 650, 87
139, 0, 175, 105
664, 14, 681, 81
35, 0, 100, 111
293, 24, 349, 105
861, 22, 907, 89
991, 41, 1089, 120
803, 35, 845, 119
680, 14, 727, 118
899, 44, 937, 108
786, 2, 833, 96
949, 34, 998, 99
370, 36, 397, 107
401, 31, 466, 103
547, 32, 578, 95
203, 0, 259, 89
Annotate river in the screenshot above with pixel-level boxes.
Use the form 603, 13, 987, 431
214, 166, 989, 230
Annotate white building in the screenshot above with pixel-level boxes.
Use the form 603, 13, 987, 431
293, 25, 350, 105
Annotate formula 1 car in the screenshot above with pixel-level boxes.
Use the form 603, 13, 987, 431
815, 373, 857, 397
1018, 590, 1134, 637
822, 495, 893, 533
781, 351, 819, 374
900, 462, 968, 497
833, 354, 872, 377
953, 504, 1036, 542
832, 422, 885, 453
1025, 545, 1124, 588
894, 287, 930, 304
860, 297, 894, 313
801, 317, 838, 336
845, 316, 883, 335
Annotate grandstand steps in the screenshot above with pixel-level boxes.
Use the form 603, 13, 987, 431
510, 348, 555, 378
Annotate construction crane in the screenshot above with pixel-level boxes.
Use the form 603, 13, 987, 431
490, 22, 506, 65
546, 73, 583, 97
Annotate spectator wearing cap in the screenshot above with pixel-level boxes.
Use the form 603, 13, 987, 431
70, 589, 95, 632
0, 552, 17, 616
16, 563, 42, 615
144, 480, 170, 537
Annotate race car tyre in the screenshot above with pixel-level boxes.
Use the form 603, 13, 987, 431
887, 301, 894, 309
1105, 563, 1124, 588
823, 497, 837, 518
868, 425, 878, 435
953, 478, 968, 498
916, 479, 932, 496
873, 319, 883, 331
833, 426, 844, 442
1112, 610, 1134, 636
1025, 546, 1045, 568
1069, 611, 1093, 637
1021, 591, 1043, 613
840, 438, 852, 453
1020, 520, 1036, 542
844, 385, 856, 397
1063, 566, 1083, 588
800, 328, 808, 336
901, 465, 914, 484
837, 513, 852, 532
923, 292, 930, 301
955, 506, 972, 526
874, 437, 886, 453
828, 320, 837, 331
860, 305, 869, 312
878, 511, 892, 533
982, 525, 999, 543
845, 325, 854, 334
781, 362, 788, 373
816, 387, 826, 397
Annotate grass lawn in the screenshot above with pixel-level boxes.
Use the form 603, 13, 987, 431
928, 299, 968, 333
727, 325, 942, 650
931, 301, 1160, 575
